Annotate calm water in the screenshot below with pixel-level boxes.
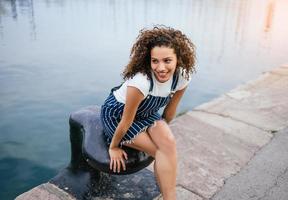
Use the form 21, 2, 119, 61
0, 0, 288, 199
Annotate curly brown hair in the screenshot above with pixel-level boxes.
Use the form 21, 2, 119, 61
123, 25, 196, 80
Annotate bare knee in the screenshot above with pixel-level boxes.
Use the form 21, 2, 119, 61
149, 120, 177, 154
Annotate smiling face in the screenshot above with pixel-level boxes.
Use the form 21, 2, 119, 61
150, 46, 177, 83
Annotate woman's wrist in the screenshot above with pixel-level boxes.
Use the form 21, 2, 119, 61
109, 137, 120, 149
109, 142, 118, 149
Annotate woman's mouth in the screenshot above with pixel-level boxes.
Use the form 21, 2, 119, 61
154, 71, 171, 82
157, 72, 168, 78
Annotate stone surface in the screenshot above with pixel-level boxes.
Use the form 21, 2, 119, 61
260, 169, 288, 200
195, 67, 288, 131
16, 169, 159, 200
175, 186, 203, 200
187, 111, 272, 147
212, 128, 288, 200
153, 186, 203, 200
15, 183, 75, 200
170, 114, 260, 199
89, 169, 160, 200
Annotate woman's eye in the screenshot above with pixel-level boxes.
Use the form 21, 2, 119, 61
165, 59, 171, 63
152, 60, 158, 64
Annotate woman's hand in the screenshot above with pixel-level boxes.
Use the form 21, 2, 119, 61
109, 147, 128, 173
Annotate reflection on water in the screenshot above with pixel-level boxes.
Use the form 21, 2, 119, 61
0, 0, 281, 47
264, 0, 275, 33
0, 0, 288, 199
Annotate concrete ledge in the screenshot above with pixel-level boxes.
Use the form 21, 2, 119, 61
187, 111, 272, 147
212, 128, 288, 200
171, 114, 259, 198
168, 64, 288, 199
153, 186, 203, 200
15, 183, 75, 200
194, 67, 288, 131
16, 168, 159, 200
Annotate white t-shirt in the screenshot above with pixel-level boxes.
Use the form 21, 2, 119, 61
113, 70, 191, 103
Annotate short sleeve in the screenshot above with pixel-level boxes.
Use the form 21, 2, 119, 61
176, 71, 192, 91
127, 73, 150, 97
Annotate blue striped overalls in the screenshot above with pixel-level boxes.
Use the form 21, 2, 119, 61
100, 72, 179, 145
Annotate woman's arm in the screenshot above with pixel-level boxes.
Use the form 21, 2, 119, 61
109, 86, 144, 173
162, 87, 187, 123
109, 86, 144, 148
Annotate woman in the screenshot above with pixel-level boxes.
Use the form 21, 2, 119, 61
101, 25, 196, 200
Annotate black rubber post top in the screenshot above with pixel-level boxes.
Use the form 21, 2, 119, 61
69, 106, 154, 175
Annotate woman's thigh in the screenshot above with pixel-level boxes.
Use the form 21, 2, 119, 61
147, 120, 176, 151
123, 131, 158, 158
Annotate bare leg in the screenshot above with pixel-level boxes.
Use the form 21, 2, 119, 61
124, 121, 178, 200
153, 160, 162, 193
123, 132, 163, 192
148, 120, 177, 200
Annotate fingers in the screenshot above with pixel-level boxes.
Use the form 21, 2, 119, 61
117, 159, 121, 173
110, 158, 113, 170
109, 149, 128, 173
120, 158, 126, 171
113, 159, 117, 173
121, 150, 128, 171
110, 158, 126, 173
123, 150, 128, 160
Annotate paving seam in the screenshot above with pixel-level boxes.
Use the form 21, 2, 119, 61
250, 131, 288, 200
210, 126, 288, 200
177, 184, 207, 200
209, 131, 284, 199
191, 109, 274, 133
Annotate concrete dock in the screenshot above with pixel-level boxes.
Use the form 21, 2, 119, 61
16, 64, 288, 200
164, 64, 288, 200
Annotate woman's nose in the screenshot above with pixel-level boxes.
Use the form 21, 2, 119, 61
158, 62, 165, 70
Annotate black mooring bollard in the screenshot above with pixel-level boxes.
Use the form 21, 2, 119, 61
50, 106, 160, 200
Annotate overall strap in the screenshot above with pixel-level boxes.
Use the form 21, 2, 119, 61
148, 73, 154, 93
171, 70, 179, 91
168, 70, 179, 98
111, 83, 123, 92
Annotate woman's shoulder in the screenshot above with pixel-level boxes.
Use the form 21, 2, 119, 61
126, 72, 150, 96
130, 72, 149, 81
128, 72, 150, 86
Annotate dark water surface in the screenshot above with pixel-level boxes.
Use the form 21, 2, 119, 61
0, 0, 288, 199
